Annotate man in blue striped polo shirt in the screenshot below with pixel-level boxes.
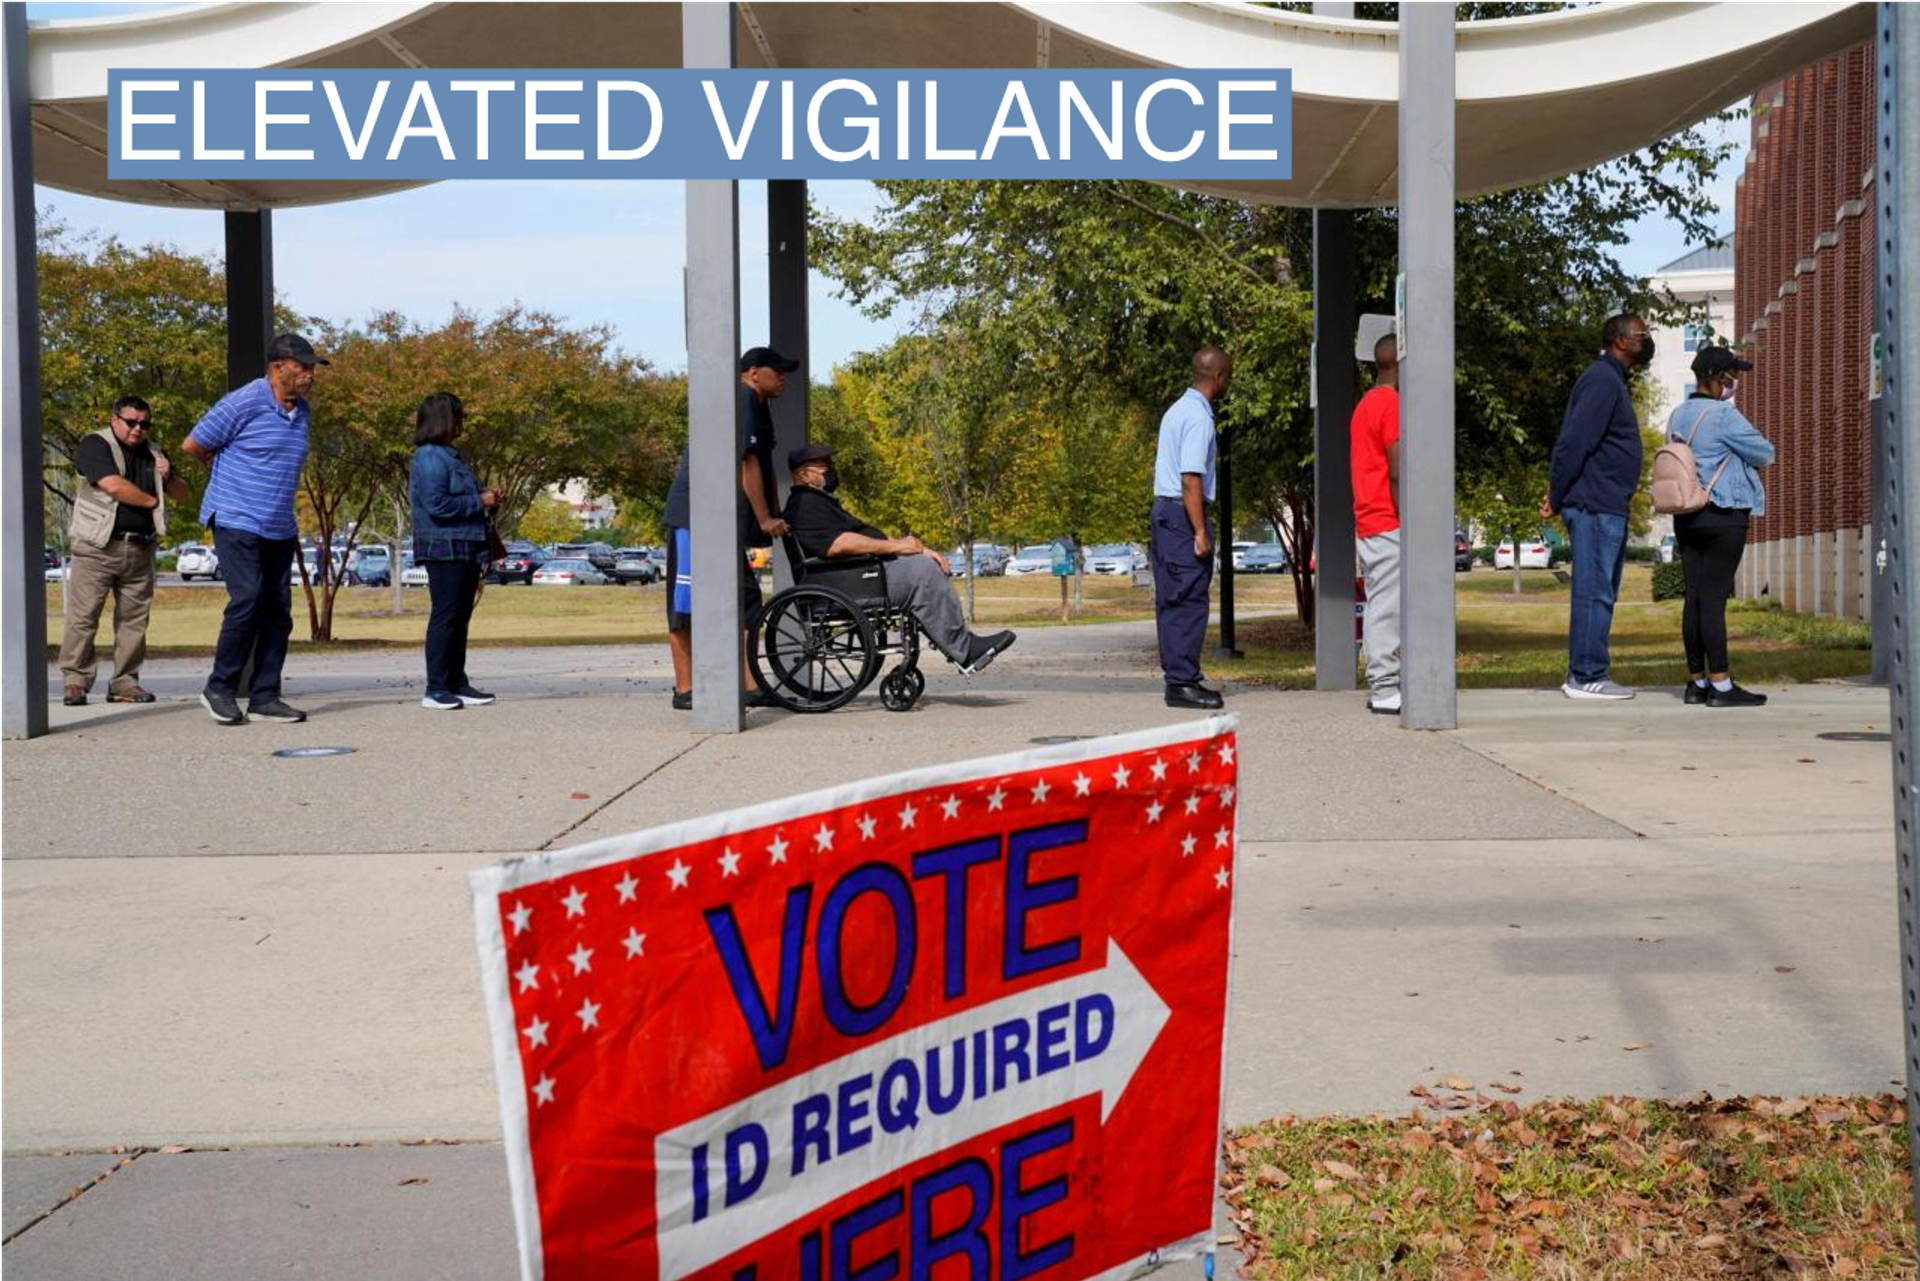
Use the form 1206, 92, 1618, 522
181, 333, 322, 725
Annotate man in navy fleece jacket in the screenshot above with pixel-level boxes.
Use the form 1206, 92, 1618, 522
1544, 313, 1651, 701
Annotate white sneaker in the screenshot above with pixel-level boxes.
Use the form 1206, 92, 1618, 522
1368, 688, 1402, 715
1562, 678, 1635, 700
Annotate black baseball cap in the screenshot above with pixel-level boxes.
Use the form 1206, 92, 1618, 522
739, 346, 800, 373
1690, 345, 1753, 379
788, 443, 836, 470
266, 333, 330, 367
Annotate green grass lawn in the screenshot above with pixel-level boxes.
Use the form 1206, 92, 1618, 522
1215, 565, 1873, 690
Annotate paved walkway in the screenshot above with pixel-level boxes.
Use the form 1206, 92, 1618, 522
3, 622, 1901, 1277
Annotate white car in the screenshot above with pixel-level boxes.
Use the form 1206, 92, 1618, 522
1494, 537, 1552, 570
176, 544, 220, 581
1084, 543, 1141, 576
1004, 544, 1057, 576
45, 560, 69, 583
1229, 541, 1257, 571
400, 561, 430, 587
532, 558, 608, 585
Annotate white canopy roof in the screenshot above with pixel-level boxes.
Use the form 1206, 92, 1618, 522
26, 0, 1874, 211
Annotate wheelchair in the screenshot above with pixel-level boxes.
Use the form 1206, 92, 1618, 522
749, 541, 928, 714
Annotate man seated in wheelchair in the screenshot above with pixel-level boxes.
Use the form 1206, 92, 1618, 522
784, 444, 1017, 675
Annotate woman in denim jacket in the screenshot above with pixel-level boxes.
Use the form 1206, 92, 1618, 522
409, 392, 502, 710
1667, 346, 1775, 708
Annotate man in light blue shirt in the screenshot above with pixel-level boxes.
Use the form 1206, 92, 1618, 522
1151, 345, 1231, 709
181, 332, 321, 726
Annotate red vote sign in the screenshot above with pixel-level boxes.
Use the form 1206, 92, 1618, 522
470, 717, 1238, 1280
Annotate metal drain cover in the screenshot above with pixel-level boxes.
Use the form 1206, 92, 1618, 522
1815, 731, 1891, 743
272, 746, 357, 758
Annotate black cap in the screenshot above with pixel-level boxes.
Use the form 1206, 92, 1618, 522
266, 333, 329, 367
788, 443, 836, 470
739, 346, 800, 373
1690, 345, 1753, 379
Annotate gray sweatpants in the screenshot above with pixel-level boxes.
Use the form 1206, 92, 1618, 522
1357, 528, 1401, 693
886, 554, 972, 663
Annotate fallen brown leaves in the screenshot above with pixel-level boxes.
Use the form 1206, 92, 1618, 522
1223, 1093, 1913, 1280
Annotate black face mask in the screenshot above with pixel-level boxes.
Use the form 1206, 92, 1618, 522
822, 466, 841, 494
1630, 335, 1655, 368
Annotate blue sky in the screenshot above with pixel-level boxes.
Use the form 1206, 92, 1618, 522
29, 1, 1740, 376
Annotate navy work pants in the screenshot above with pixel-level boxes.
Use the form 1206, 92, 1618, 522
206, 523, 298, 703
1150, 497, 1215, 686
424, 559, 482, 696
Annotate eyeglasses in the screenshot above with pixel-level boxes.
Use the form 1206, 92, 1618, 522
116, 415, 151, 429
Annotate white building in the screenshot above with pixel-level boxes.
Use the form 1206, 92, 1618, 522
1642, 239, 1736, 548
549, 480, 617, 531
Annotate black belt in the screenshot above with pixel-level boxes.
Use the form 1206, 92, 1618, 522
113, 532, 156, 544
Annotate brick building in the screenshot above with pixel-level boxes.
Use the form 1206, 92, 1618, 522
1732, 42, 1878, 617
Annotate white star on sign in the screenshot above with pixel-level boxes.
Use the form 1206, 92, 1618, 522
1149, 757, 1169, 782
614, 873, 638, 904
1214, 826, 1231, 849
1218, 742, 1236, 767
1181, 833, 1197, 858
1030, 778, 1051, 804
940, 795, 962, 820
563, 886, 588, 918
857, 814, 878, 841
667, 858, 691, 890
814, 824, 835, 852
1220, 785, 1237, 808
1112, 763, 1132, 789
532, 1075, 556, 1106
623, 928, 647, 959
718, 848, 742, 878
1072, 772, 1092, 797
568, 944, 594, 975
523, 1016, 549, 1049
1146, 800, 1165, 824
899, 802, 918, 830
1214, 866, 1231, 889
768, 834, 789, 865
986, 786, 1007, 811
1184, 793, 1201, 816
1186, 751, 1203, 775
576, 997, 600, 1031
515, 961, 540, 992
507, 902, 532, 935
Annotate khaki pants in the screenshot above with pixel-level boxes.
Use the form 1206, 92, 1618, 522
59, 538, 156, 693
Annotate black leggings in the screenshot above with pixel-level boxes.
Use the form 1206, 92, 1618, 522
1680, 523, 1748, 674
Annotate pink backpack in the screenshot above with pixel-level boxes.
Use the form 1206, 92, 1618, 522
1651, 403, 1732, 516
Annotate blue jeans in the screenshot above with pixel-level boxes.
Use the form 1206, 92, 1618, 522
206, 523, 298, 703
423, 558, 481, 696
1563, 506, 1627, 685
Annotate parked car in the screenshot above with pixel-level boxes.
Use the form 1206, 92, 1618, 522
1229, 541, 1257, 571
400, 552, 429, 588
1494, 534, 1552, 570
610, 547, 661, 585
1240, 543, 1289, 573
1004, 544, 1057, 576
946, 544, 1008, 578
645, 547, 669, 574
1455, 529, 1473, 572
176, 543, 221, 582
533, 558, 608, 585
554, 542, 617, 573
1658, 534, 1677, 564
291, 548, 346, 586
45, 559, 69, 583
489, 543, 549, 585
44, 546, 61, 570
1084, 543, 1142, 576
345, 546, 392, 587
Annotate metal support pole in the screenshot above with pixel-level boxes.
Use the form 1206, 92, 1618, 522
1396, 2, 1458, 730
768, 178, 809, 592
2, 3, 46, 739
684, 1, 743, 733
224, 211, 273, 391
1312, 209, 1357, 689
1874, 1, 1920, 1246
1213, 427, 1241, 657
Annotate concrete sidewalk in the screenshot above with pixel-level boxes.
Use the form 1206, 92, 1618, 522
2, 624, 1901, 1277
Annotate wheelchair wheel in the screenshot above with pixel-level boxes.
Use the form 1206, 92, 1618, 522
753, 586, 878, 713
879, 668, 923, 713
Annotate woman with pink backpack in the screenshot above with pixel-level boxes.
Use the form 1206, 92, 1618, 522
1654, 345, 1775, 707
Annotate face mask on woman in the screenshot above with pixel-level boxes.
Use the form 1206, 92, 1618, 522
1720, 377, 1739, 403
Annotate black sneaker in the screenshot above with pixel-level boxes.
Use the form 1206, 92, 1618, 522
247, 697, 308, 723
1683, 682, 1709, 705
454, 686, 496, 706
671, 689, 692, 711
745, 688, 783, 709
421, 691, 464, 711
200, 690, 246, 725
959, 630, 1017, 675
1706, 683, 1768, 708
1165, 682, 1225, 710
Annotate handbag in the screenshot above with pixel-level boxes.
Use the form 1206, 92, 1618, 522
485, 519, 506, 564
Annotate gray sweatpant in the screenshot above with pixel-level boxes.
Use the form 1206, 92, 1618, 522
886, 553, 972, 663
1357, 528, 1401, 693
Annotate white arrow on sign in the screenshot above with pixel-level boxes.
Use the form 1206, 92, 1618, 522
652, 940, 1171, 1280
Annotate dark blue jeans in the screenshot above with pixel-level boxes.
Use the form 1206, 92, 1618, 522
1150, 497, 1215, 686
424, 559, 481, 696
206, 524, 298, 703
1563, 506, 1628, 684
